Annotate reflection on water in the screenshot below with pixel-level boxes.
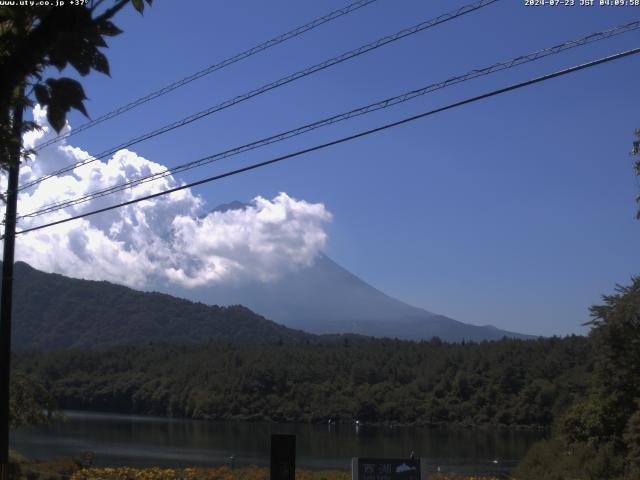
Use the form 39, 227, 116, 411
11, 411, 545, 475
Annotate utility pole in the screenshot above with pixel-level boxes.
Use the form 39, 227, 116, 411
0, 90, 24, 480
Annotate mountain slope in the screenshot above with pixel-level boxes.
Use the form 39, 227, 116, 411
7, 262, 320, 351
164, 253, 535, 342
5, 250, 534, 349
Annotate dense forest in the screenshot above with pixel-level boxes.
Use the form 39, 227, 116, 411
9, 270, 639, 479
8, 261, 332, 350
15, 335, 591, 428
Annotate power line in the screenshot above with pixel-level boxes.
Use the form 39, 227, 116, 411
12, 46, 640, 238
22, 0, 497, 189
19, 0, 499, 191
17, 20, 640, 220
33, 0, 382, 152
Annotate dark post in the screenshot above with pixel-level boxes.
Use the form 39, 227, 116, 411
270, 434, 296, 480
0, 92, 24, 480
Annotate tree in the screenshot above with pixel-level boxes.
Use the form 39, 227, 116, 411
0, 2, 151, 478
9, 372, 57, 429
517, 131, 640, 479
516, 278, 640, 480
0, 0, 152, 150
633, 129, 640, 219
624, 408, 640, 478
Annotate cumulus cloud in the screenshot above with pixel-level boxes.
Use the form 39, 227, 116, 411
1, 106, 332, 289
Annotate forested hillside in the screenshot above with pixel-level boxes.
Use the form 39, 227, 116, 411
7, 260, 532, 349
15, 336, 591, 427
8, 262, 322, 350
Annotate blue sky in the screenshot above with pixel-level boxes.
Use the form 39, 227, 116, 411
33, 0, 640, 336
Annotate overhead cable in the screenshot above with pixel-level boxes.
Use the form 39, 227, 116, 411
19, 0, 499, 191
12, 46, 640, 237
33, 0, 382, 151
18, 20, 640, 220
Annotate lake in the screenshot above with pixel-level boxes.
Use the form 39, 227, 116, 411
11, 411, 545, 476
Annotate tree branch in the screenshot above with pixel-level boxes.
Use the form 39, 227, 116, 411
95, 0, 130, 22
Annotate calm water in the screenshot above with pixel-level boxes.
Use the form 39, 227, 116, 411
11, 411, 545, 475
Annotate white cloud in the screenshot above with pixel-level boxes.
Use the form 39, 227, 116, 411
1, 106, 332, 289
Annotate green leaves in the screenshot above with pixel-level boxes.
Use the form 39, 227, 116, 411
9, 371, 57, 429
132, 0, 144, 13
91, 50, 110, 76
44, 6, 112, 76
47, 78, 88, 114
96, 19, 123, 37
33, 83, 50, 106
132, 0, 152, 14
34, 78, 89, 132
1, 0, 153, 151
633, 130, 640, 219
528, 277, 640, 479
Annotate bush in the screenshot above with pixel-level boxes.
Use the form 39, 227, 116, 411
513, 438, 624, 480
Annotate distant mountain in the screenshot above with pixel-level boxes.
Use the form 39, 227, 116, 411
5, 206, 534, 346
6, 262, 328, 351
166, 254, 534, 342
154, 201, 535, 342
209, 200, 250, 214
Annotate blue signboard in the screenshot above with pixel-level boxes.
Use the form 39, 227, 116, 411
352, 458, 425, 480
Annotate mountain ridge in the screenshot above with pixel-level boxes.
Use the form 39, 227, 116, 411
6, 261, 331, 351
161, 252, 535, 342
153, 200, 535, 341
4, 256, 535, 350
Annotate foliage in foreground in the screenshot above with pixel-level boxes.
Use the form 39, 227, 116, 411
15, 335, 591, 428
8, 462, 501, 480
8, 372, 57, 428
515, 277, 640, 480
513, 438, 623, 480
69, 467, 499, 480
0, 0, 151, 168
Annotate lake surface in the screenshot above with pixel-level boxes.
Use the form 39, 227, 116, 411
11, 411, 545, 476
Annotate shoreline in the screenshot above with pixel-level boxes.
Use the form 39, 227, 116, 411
59, 409, 550, 432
